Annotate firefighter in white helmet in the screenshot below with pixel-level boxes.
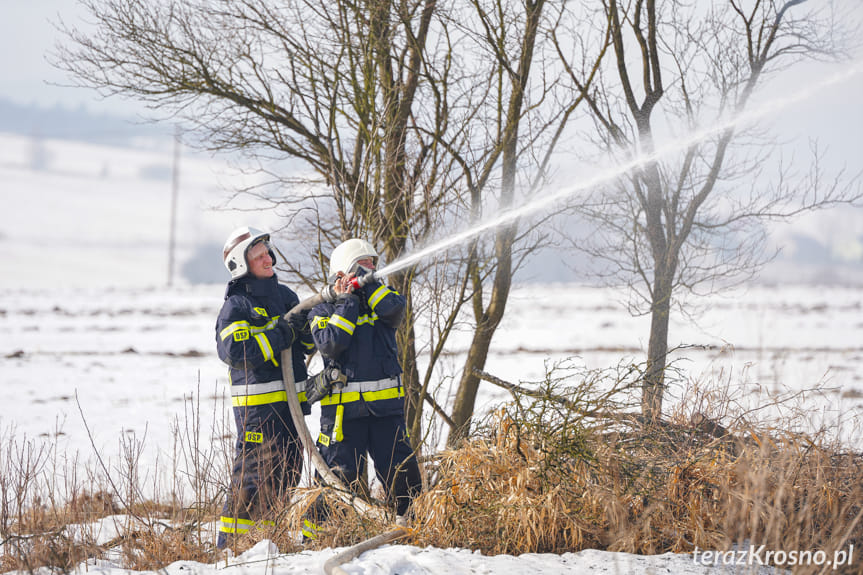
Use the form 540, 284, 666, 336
214, 226, 315, 549
305, 238, 422, 534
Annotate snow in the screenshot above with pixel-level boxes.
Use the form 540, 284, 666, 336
55, 538, 787, 575
2, 131, 861, 573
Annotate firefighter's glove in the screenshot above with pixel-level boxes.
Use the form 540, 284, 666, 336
304, 367, 348, 404
284, 310, 310, 334
277, 311, 306, 345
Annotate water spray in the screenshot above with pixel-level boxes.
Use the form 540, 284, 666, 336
274, 63, 859, 553
349, 272, 378, 291
372, 65, 860, 279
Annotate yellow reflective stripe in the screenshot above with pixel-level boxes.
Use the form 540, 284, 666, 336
321, 392, 360, 405
233, 390, 287, 406
329, 314, 356, 335
254, 333, 273, 361
301, 340, 316, 350
219, 516, 255, 533
356, 313, 378, 326
320, 376, 397, 395
232, 390, 308, 406
319, 386, 404, 406
221, 321, 251, 341
231, 380, 307, 406
221, 319, 279, 341
368, 285, 391, 310
302, 519, 320, 540
365, 387, 404, 402
230, 380, 286, 396
219, 516, 275, 533
254, 333, 279, 366
333, 405, 345, 442
221, 516, 255, 526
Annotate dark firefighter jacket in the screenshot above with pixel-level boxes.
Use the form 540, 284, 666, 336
309, 277, 406, 430
216, 274, 314, 415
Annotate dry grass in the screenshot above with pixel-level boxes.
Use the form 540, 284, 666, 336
0, 387, 231, 572
0, 483, 221, 572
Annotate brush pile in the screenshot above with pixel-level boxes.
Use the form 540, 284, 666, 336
410, 364, 863, 570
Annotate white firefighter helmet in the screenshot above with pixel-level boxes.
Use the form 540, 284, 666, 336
328, 238, 378, 283
222, 226, 273, 279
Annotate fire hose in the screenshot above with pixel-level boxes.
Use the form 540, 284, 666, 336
322, 527, 407, 575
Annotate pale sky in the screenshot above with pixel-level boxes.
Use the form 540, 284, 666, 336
2, 1, 860, 151
1, 1, 861, 208
0, 1, 140, 115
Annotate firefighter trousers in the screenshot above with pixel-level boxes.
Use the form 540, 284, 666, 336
316, 413, 422, 516
217, 402, 302, 548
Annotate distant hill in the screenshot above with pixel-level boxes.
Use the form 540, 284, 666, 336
2, 107, 860, 288
0, 97, 170, 147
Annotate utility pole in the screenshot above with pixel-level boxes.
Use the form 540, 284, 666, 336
168, 125, 181, 286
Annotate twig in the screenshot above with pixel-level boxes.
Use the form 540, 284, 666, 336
423, 391, 455, 429
473, 368, 585, 412
74, 391, 147, 527
473, 368, 645, 424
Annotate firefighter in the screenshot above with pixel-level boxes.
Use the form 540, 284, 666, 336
307, 238, 422, 526
215, 226, 315, 549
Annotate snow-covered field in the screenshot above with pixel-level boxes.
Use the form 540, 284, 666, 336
2, 131, 862, 573
2, 281, 862, 471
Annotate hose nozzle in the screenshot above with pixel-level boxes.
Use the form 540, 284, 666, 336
320, 271, 378, 302
348, 270, 378, 290
320, 285, 337, 302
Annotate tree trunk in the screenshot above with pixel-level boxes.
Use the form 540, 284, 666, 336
641, 155, 670, 423
447, 228, 514, 446
444, 0, 543, 447
447, 324, 495, 443
643, 274, 671, 422
372, 0, 434, 446
396, 274, 424, 447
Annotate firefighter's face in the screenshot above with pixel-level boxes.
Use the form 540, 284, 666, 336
247, 241, 274, 279
355, 257, 376, 271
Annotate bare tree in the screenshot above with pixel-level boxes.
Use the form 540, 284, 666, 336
443, 0, 609, 446
564, 0, 861, 422
55, 0, 443, 441
55, 0, 606, 447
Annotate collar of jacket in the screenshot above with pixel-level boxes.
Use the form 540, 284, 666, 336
224, 274, 281, 299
